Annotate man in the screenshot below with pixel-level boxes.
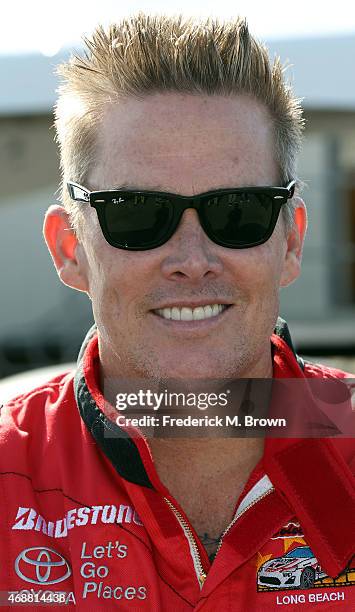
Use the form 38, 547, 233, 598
0, 13, 354, 610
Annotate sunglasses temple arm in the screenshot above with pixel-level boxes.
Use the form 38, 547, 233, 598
67, 182, 91, 203
287, 180, 296, 198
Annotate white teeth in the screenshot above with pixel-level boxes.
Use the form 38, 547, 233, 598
193, 307, 205, 321
212, 304, 220, 316
180, 307, 193, 321
171, 307, 181, 321
155, 303, 228, 321
204, 305, 213, 318
162, 307, 172, 319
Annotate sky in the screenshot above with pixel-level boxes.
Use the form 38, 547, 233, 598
1, 0, 355, 56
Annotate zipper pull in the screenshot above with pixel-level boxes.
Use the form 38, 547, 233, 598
199, 572, 207, 587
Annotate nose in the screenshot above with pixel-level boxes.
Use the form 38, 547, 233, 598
160, 209, 223, 282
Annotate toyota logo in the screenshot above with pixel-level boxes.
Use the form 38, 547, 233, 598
15, 547, 71, 585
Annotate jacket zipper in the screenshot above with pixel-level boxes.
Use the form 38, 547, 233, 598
164, 487, 274, 587
214, 488, 274, 559
164, 497, 207, 588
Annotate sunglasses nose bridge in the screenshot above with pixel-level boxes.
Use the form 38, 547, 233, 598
175, 196, 203, 228
170, 199, 215, 253
178, 195, 201, 218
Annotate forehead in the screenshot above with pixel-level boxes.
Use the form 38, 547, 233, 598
89, 93, 278, 193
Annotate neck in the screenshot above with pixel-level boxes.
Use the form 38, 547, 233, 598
149, 437, 264, 471
148, 436, 264, 504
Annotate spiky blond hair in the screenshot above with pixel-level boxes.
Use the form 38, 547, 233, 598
55, 12, 304, 232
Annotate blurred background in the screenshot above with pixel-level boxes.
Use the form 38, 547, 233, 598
1, 0, 355, 397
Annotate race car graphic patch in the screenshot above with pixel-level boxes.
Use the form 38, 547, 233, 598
256, 522, 355, 592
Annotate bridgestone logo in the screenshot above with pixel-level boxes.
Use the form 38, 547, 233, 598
12, 505, 143, 539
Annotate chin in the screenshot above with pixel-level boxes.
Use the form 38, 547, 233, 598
153, 358, 229, 381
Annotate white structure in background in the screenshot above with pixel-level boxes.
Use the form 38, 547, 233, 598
0, 35, 355, 376
267, 36, 355, 348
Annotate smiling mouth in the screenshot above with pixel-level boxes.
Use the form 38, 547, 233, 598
152, 304, 231, 321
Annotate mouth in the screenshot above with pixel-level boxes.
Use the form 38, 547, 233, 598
152, 303, 231, 322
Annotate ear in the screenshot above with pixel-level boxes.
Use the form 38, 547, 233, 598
280, 197, 307, 287
43, 205, 89, 293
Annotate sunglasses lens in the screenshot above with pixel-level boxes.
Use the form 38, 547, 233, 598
203, 192, 275, 247
97, 189, 281, 249
103, 194, 174, 249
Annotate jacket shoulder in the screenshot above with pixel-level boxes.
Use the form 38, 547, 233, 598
303, 359, 355, 471
303, 359, 355, 379
0, 371, 75, 449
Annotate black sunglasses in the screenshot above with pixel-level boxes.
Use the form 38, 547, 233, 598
67, 180, 296, 251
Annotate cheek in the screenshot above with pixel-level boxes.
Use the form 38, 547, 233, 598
83, 240, 153, 321
256, 229, 287, 285
229, 242, 285, 298
81, 235, 123, 308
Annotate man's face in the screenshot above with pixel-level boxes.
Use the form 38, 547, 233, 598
50, 93, 305, 379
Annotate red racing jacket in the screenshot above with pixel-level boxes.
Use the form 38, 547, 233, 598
0, 319, 355, 610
